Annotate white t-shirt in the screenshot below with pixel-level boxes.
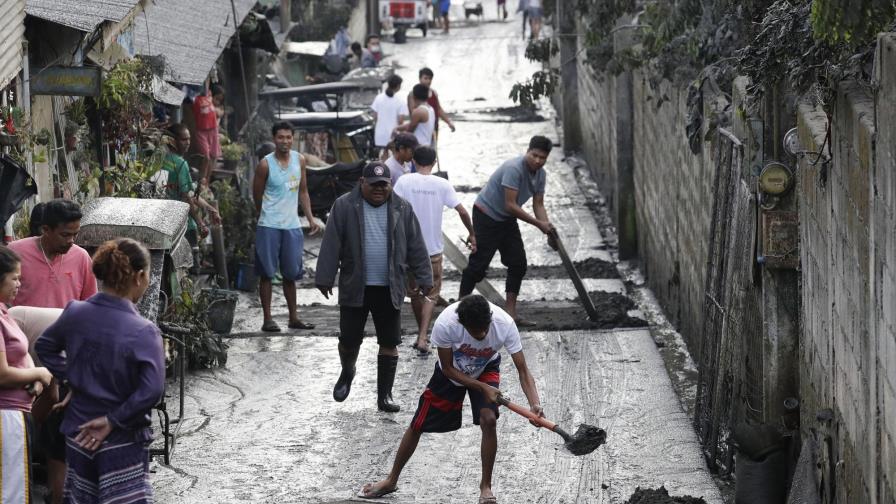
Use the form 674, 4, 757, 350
371, 92, 409, 147
431, 301, 523, 384
393, 173, 460, 255
385, 155, 411, 186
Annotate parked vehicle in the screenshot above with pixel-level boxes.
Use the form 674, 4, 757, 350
259, 82, 380, 163
380, 0, 429, 40
305, 160, 366, 219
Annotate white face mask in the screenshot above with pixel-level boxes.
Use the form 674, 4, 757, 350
369, 43, 381, 53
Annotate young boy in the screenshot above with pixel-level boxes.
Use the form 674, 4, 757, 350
384, 132, 418, 185
357, 294, 544, 503
393, 146, 476, 355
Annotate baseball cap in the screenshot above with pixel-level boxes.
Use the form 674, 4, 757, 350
363, 162, 391, 184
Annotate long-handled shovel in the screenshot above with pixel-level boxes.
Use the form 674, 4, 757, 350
549, 229, 600, 322
497, 395, 606, 456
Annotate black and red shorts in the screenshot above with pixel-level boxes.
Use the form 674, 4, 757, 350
410, 356, 501, 433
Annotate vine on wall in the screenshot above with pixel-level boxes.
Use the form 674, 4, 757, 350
512, 0, 895, 113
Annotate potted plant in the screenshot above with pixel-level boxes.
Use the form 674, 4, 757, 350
0, 105, 23, 146
221, 142, 246, 172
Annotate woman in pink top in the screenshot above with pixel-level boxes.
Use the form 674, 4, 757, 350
0, 246, 53, 502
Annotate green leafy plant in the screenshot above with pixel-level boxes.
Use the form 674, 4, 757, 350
211, 180, 257, 263
64, 98, 88, 126
509, 39, 560, 106
222, 142, 247, 161
161, 277, 228, 370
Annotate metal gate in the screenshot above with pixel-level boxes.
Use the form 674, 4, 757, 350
694, 127, 765, 474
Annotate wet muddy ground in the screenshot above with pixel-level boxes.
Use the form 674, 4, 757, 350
150, 5, 724, 503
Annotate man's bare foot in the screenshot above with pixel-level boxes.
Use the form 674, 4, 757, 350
357, 479, 398, 499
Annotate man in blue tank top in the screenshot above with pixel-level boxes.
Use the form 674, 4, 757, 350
252, 122, 321, 332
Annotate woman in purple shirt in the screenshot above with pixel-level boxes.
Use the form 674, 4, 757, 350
36, 238, 165, 504
0, 246, 54, 502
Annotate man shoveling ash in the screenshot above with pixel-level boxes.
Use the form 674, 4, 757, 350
459, 135, 556, 327
357, 294, 544, 502
315, 162, 433, 412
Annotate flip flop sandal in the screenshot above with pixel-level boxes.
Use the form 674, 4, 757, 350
357, 484, 398, 499
479, 497, 497, 504
288, 319, 315, 330
410, 341, 431, 357
514, 318, 537, 328
261, 320, 281, 332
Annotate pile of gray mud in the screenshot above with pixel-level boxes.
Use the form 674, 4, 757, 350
625, 486, 708, 504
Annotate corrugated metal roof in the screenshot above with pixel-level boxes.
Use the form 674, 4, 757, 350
133, 0, 256, 86
25, 0, 140, 32
0, 0, 26, 89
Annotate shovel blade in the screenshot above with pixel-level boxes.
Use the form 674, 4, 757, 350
564, 424, 607, 456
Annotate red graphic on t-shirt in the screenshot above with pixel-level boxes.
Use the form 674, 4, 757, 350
457, 344, 495, 358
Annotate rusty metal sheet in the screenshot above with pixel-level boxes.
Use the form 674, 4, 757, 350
760, 210, 799, 269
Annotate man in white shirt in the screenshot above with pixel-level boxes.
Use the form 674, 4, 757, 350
393, 146, 476, 356
357, 294, 544, 503
370, 75, 409, 157
384, 133, 418, 186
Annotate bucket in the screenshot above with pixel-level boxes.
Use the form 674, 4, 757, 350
202, 288, 239, 334
234, 262, 258, 292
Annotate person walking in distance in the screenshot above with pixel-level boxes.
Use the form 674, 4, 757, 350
395, 84, 436, 148
527, 0, 543, 39
8, 198, 97, 504
408, 68, 456, 149
36, 238, 165, 504
356, 294, 544, 502
315, 162, 432, 412
459, 136, 556, 327
384, 133, 419, 185
371, 75, 409, 158
393, 146, 476, 356
252, 122, 321, 333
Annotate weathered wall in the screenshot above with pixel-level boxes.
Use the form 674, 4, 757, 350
871, 34, 896, 504
630, 74, 713, 356
796, 33, 896, 503
575, 47, 616, 215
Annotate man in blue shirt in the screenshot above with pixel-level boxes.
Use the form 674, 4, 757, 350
459, 135, 556, 327
252, 122, 321, 333
316, 162, 432, 412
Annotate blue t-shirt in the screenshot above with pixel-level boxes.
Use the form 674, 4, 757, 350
258, 151, 302, 230
363, 201, 389, 286
474, 156, 546, 221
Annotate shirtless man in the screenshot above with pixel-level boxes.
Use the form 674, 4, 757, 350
395, 84, 436, 147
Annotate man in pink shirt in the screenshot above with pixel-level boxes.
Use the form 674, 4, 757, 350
8, 198, 96, 504
9, 199, 96, 308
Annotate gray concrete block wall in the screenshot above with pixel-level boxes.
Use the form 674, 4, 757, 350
873, 33, 896, 504
798, 51, 895, 500
576, 49, 617, 214
631, 73, 711, 356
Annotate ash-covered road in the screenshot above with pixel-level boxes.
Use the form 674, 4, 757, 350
151, 4, 724, 503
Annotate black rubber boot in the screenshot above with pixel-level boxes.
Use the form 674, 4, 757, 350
377, 354, 400, 413
333, 346, 358, 402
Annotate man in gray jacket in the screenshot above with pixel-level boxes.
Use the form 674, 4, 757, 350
316, 162, 433, 412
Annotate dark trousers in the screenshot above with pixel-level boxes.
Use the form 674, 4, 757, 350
339, 286, 402, 349
460, 207, 527, 296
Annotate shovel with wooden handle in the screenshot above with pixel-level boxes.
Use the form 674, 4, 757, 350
497, 394, 606, 456
549, 229, 600, 322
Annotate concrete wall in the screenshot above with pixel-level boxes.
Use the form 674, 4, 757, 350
630, 75, 713, 354
575, 49, 616, 215
796, 33, 896, 503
